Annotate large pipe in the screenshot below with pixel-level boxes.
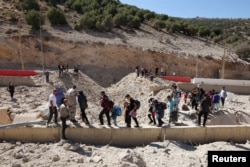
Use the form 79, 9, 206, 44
0, 126, 249, 147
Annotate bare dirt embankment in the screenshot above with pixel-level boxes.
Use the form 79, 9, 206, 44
0, 22, 249, 87
0, 0, 249, 87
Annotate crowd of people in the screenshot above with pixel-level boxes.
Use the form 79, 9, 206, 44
6, 67, 228, 140
185, 86, 228, 127
135, 66, 167, 81
45, 82, 186, 140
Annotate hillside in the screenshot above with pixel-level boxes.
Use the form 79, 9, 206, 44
0, 0, 249, 87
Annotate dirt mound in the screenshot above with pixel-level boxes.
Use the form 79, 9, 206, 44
207, 110, 250, 125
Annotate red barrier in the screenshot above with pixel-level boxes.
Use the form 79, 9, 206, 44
0, 69, 37, 76
161, 76, 191, 83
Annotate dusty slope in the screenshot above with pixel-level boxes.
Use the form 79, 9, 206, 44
1, 23, 250, 87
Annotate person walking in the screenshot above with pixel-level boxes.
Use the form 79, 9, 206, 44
148, 98, 156, 125
47, 89, 58, 127
167, 95, 177, 125
78, 91, 90, 125
191, 87, 199, 110
44, 70, 50, 83
153, 99, 165, 127
135, 66, 140, 77
220, 87, 227, 107
99, 91, 112, 126
111, 105, 122, 126
124, 101, 131, 127
198, 93, 211, 127
183, 91, 188, 104
7, 82, 15, 99
125, 94, 139, 128
66, 85, 78, 123
59, 98, 69, 140
212, 92, 220, 113
155, 67, 159, 76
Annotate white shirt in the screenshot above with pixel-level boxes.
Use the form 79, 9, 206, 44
220, 89, 227, 98
66, 88, 77, 105
49, 94, 57, 107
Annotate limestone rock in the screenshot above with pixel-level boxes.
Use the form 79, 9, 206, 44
182, 104, 189, 111
52, 155, 60, 162
13, 152, 23, 159
120, 152, 146, 167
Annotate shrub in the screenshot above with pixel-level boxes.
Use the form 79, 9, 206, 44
79, 13, 96, 29
25, 10, 44, 30
19, 0, 40, 11
113, 13, 127, 27
45, 0, 58, 7
47, 7, 67, 25
151, 19, 166, 31
8, 12, 18, 22
235, 44, 250, 62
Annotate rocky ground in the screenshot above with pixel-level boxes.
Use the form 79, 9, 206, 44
0, 70, 250, 167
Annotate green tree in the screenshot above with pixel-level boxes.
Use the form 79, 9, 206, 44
47, 7, 67, 25
25, 10, 44, 29
157, 14, 168, 21
144, 10, 156, 21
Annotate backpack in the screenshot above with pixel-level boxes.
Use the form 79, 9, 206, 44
113, 106, 122, 116
160, 102, 167, 110
108, 100, 114, 108
79, 94, 88, 109
134, 100, 141, 109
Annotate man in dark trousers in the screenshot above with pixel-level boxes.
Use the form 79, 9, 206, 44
198, 93, 211, 127
8, 82, 15, 99
125, 94, 139, 128
78, 91, 90, 125
99, 91, 112, 126
148, 98, 156, 125
59, 98, 69, 140
47, 89, 58, 127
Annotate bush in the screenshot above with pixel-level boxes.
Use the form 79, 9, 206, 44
151, 19, 166, 31
19, 0, 40, 11
8, 12, 18, 22
235, 44, 250, 62
113, 13, 127, 27
47, 7, 67, 25
144, 11, 156, 21
79, 13, 96, 29
198, 26, 211, 37
45, 0, 58, 7
25, 10, 44, 30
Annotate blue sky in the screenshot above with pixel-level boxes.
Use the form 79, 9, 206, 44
120, 0, 250, 18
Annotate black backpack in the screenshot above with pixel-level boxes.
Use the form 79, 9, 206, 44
108, 100, 114, 108
134, 100, 141, 109
160, 102, 167, 110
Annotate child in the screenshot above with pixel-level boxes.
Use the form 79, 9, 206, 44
111, 105, 122, 126
184, 91, 188, 104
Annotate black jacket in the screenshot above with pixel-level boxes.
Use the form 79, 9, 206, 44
200, 97, 211, 113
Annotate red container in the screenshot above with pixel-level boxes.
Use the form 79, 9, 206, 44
161, 76, 191, 83
0, 69, 37, 76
